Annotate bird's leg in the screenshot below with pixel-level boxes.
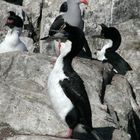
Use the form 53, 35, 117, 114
50, 56, 57, 64
58, 39, 61, 56
54, 39, 61, 56
50, 40, 61, 64
65, 128, 73, 138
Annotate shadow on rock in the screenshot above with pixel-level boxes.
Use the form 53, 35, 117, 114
73, 126, 115, 140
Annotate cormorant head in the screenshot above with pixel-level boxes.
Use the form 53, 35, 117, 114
5, 11, 23, 29
59, 1, 68, 13
79, 0, 88, 5
60, 23, 85, 57
50, 23, 85, 58
100, 24, 121, 42
68, 0, 88, 5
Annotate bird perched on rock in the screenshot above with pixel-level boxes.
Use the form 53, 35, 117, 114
59, 0, 92, 59
0, 11, 27, 53
47, 23, 103, 140
41, 0, 92, 59
95, 24, 132, 75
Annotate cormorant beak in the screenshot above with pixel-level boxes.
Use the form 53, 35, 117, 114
40, 36, 50, 40
40, 30, 62, 41
99, 23, 108, 29
40, 32, 68, 42
80, 0, 88, 5
5, 19, 14, 27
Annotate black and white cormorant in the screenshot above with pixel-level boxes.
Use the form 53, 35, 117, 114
49, 0, 88, 36
47, 23, 103, 140
96, 24, 132, 75
0, 11, 27, 53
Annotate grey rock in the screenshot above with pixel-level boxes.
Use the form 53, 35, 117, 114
23, 0, 43, 31
112, 129, 131, 140
20, 37, 35, 52
111, 0, 140, 24
86, 0, 140, 26
5, 135, 75, 140
0, 52, 67, 136
126, 71, 140, 110
39, 0, 64, 54
104, 75, 134, 130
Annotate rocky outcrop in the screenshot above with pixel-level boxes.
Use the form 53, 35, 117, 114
0, 0, 140, 140
0, 52, 135, 140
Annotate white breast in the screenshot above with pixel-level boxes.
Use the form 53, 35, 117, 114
47, 54, 73, 121
96, 40, 113, 61
0, 29, 27, 53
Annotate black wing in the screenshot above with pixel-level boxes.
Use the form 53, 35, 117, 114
106, 52, 132, 75
49, 15, 64, 36
79, 19, 84, 30
59, 76, 92, 128
78, 37, 92, 59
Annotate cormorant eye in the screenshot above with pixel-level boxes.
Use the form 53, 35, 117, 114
94, 52, 97, 55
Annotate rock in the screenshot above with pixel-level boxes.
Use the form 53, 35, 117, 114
85, 0, 140, 26
119, 40, 140, 71
104, 75, 134, 130
111, 0, 140, 24
5, 135, 75, 140
23, 0, 43, 37
0, 52, 67, 136
0, 123, 15, 140
20, 37, 35, 52
117, 19, 140, 41
126, 71, 140, 108
39, 0, 64, 54
112, 129, 131, 140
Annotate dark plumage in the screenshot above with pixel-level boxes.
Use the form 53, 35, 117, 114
59, 1, 68, 13
5, 11, 23, 28
100, 24, 121, 52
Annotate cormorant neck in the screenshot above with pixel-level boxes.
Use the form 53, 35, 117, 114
112, 38, 121, 48
109, 38, 121, 52
8, 27, 22, 35
62, 42, 82, 75
63, 56, 74, 74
